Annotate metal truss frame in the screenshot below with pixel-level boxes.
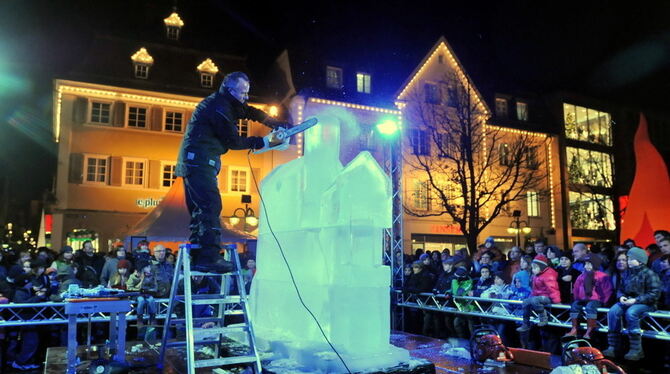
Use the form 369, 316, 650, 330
395, 291, 670, 341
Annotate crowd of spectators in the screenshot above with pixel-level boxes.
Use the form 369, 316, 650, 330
0, 239, 256, 371
402, 230, 670, 363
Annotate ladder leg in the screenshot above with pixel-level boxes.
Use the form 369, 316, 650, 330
183, 247, 196, 374
159, 242, 186, 366
231, 247, 262, 373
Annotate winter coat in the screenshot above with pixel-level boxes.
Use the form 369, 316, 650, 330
451, 278, 475, 311
660, 268, 670, 310
557, 265, 581, 304
99, 257, 121, 286
617, 265, 661, 307
403, 270, 435, 294
507, 285, 532, 316
531, 267, 561, 303
127, 271, 159, 295
473, 277, 494, 297
481, 284, 513, 300
433, 270, 456, 294
573, 270, 613, 303
512, 269, 531, 289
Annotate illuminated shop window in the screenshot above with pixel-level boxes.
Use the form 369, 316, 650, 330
569, 191, 615, 230
356, 72, 371, 93
563, 103, 612, 146
566, 147, 613, 187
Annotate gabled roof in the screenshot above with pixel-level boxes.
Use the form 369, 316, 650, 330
395, 36, 491, 116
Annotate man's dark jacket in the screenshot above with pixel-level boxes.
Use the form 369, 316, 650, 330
617, 265, 661, 307
176, 90, 283, 176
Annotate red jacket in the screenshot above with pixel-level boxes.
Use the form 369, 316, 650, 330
573, 271, 613, 303
531, 267, 561, 303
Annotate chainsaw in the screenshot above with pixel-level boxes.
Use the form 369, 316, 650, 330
253, 117, 318, 154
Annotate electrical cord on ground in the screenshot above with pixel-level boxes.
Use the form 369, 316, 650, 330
247, 150, 353, 374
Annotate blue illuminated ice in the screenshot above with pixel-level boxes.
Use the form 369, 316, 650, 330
249, 112, 410, 372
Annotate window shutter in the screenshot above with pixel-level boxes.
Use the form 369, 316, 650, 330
110, 156, 123, 186
218, 165, 228, 193
68, 153, 84, 184
151, 107, 163, 131
72, 97, 88, 124
148, 160, 161, 189
113, 102, 125, 127
250, 168, 261, 194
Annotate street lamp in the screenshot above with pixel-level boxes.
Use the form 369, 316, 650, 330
229, 194, 258, 232
507, 210, 531, 247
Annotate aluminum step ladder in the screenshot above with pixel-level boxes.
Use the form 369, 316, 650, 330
158, 243, 262, 373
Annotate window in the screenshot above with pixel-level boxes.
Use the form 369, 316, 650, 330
410, 129, 430, 156
201, 73, 213, 88
439, 133, 456, 158
326, 66, 342, 89
516, 101, 528, 121
165, 111, 184, 132
412, 180, 430, 210
124, 159, 145, 186
424, 83, 440, 104
525, 146, 538, 169
166, 26, 180, 40
527, 191, 540, 217
563, 103, 612, 146
161, 162, 176, 188
237, 120, 248, 137
127, 106, 148, 128
356, 72, 371, 93
134, 64, 150, 79
84, 155, 108, 184
569, 191, 615, 230
229, 168, 249, 193
90, 102, 111, 124
566, 147, 613, 187
438, 54, 444, 64
499, 143, 511, 166
495, 98, 508, 118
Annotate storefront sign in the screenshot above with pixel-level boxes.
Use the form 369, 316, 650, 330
430, 224, 462, 235
136, 197, 163, 209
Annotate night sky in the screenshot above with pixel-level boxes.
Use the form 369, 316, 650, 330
1, 0, 669, 228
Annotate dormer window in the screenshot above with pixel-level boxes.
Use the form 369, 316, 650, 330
356, 72, 371, 93
130, 48, 154, 79
326, 66, 343, 89
197, 58, 219, 88
163, 12, 184, 41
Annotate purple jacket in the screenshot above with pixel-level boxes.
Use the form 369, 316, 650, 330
573, 270, 613, 303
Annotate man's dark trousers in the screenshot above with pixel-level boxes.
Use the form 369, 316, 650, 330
183, 165, 222, 265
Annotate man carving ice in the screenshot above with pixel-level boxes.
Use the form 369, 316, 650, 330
175, 71, 291, 273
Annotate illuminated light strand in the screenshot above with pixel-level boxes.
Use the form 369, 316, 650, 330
546, 138, 557, 228
196, 58, 219, 74
163, 12, 185, 27
395, 43, 490, 116
54, 87, 63, 142
131, 48, 154, 65
308, 98, 400, 115
297, 104, 304, 156
484, 124, 547, 138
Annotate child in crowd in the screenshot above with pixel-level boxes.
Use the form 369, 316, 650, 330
472, 265, 494, 297
603, 247, 661, 361
451, 266, 474, 337
108, 259, 132, 290
517, 254, 560, 332
546, 246, 562, 267
481, 272, 513, 311
557, 253, 580, 304
128, 260, 158, 327
512, 255, 532, 290
565, 255, 612, 339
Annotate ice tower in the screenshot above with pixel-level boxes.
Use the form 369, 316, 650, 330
249, 114, 410, 372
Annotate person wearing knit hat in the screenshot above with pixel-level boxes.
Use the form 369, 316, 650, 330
108, 259, 131, 289
603, 246, 662, 361
517, 254, 560, 332
564, 255, 612, 339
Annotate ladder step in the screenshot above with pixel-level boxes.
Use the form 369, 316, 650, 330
194, 355, 258, 368
165, 339, 221, 348
190, 294, 242, 302
193, 326, 248, 337
169, 317, 225, 325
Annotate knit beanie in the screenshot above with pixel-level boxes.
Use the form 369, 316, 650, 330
485, 236, 495, 245
455, 266, 469, 279
627, 247, 648, 265
583, 255, 602, 270
60, 245, 73, 254
117, 259, 131, 269
532, 254, 549, 271
419, 253, 430, 261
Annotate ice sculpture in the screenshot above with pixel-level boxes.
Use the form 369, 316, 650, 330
249, 112, 410, 372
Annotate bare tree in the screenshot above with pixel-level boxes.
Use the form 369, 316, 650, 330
402, 73, 547, 254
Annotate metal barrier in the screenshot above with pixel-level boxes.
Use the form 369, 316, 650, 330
394, 290, 670, 341
0, 299, 172, 327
